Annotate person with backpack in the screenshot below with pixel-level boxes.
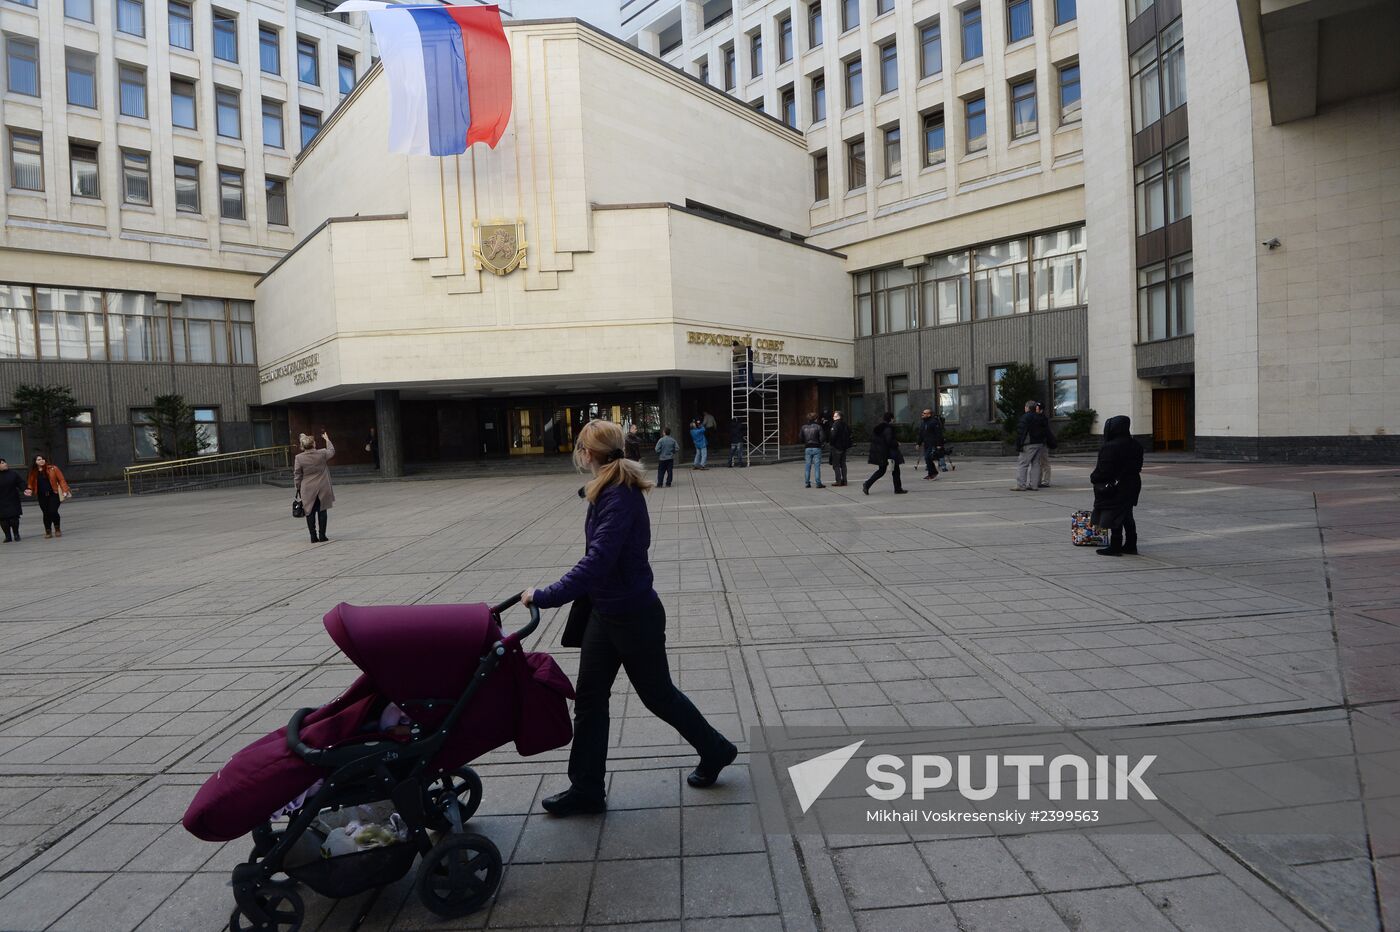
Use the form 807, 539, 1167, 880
654, 428, 678, 487
862, 412, 907, 495
828, 410, 852, 487
799, 412, 826, 489
1090, 415, 1144, 556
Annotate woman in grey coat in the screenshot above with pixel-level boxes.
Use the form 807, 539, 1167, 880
293, 432, 335, 543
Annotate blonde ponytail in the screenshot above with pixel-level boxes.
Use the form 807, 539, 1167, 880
573, 420, 654, 502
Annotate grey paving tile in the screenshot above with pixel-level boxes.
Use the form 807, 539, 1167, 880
586, 857, 681, 924
854, 904, 961, 932
48, 871, 186, 931
1088, 833, 1216, 883
1140, 875, 1312, 931
682, 851, 779, 917
0, 872, 106, 931
488, 861, 591, 927
1003, 834, 1129, 892
832, 844, 943, 910
950, 894, 1072, 931
599, 806, 680, 859
917, 837, 1038, 901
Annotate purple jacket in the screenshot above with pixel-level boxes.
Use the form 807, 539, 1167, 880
534, 483, 655, 615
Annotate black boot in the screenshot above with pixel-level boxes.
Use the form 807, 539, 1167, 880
687, 740, 738, 788
542, 788, 607, 816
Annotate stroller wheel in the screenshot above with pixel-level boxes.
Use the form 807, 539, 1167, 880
230, 880, 304, 932
432, 766, 484, 828
415, 832, 502, 918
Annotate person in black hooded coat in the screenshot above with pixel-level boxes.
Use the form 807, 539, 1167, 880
862, 412, 907, 495
1089, 415, 1143, 556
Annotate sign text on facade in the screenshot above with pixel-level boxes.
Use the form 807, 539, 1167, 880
260, 352, 320, 386
686, 331, 839, 369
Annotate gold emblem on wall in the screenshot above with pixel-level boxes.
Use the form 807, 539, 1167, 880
472, 218, 528, 276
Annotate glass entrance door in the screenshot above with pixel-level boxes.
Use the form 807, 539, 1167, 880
508, 407, 546, 455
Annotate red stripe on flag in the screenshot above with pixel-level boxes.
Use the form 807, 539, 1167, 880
445, 4, 512, 149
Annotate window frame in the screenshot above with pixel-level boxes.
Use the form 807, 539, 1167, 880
813, 149, 829, 201
887, 374, 911, 424
66, 0, 95, 23
846, 135, 866, 192
173, 158, 200, 213
130, 407, 159, 461
66, 49, 98, 109
66, 409, 96, 464
1055, 0, 1077, 26
194, 406, 220, 455
878, 40, 897, 96
116, 0, 146, 38
934, 369, 960, 422
1009, 75, 1037, 139
218, 166, 244, 221
171, 77, 197, 129
121, 148, 150, 205
69, 141, 100, 200
844, 55, 862, 109
117, 63, 147, 119
1164, 140, 1190, 224
882, 123, 900, 179
749, 29, 763, 78
780, 85, 796, 128
1058, 61, 1081, 124
266, 176, 288, 226
297, 36, 319, 86
722, 44, 736, 90
918, 19, 942, 79
168, 0, 194, 50
338, 50, 356, 95
965, 94, 987, 153
921, 108, 946, 166
1007, 0, 1033, 43
215, 87, 240, 140
299, 108, 321, 148
212, 9, 238, 63
1047, 359, 1080, 417
262, 98, 284, 149
840, 0, 859, 33
961, 4, 983, 62
807, 1, 823, 48
988, 364, 1011, 421
6, 35, 40, 98
9, 129, 43, 192
810, 73, 826, 123
778, 15, 793, 63
259, 26, 280, 75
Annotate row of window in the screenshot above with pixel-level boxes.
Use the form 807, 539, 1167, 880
1129, 16, 1185, 133
853, 226, 1086, 335
9, 0, 359, 95
0, 405, 228, 464
1137, 253, 1193, 342
7, 129, 288, 223
810, 63, 1077, 197
0, 285, 256, 365
885, 358, 1081, 425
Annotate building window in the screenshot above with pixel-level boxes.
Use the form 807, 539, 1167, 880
194, 408, 219, 454
811, 74, 826, 122
262, 99, 284, 149
808, 1, 823, 48
171, 78, 196, 129
697, 58, 709, 84
749, 30, 763, 77
1010, 77, 1037, 138
965, 94, 986, 152
107, 293, 170, 362
338, 51, 356, 95
1170, 254, 1193, 335
841, 0, 858, 32
935, 370, 960, 421
215, 88, 240, 139
778, 15, 793, 62
878, 267, 916, 332
750, 96, 764, 113
1137, 263, 1168, 341
66, 50, 97, 109
922, 250, 969, 324
813, 150, 829, 200
121, 149, 150, 205
1134, 155, 1165, 234
131, 409, 159, 460
702, 0, 731, 29
66, 411, 96, 463
297, 37, 318, 86
230, 300, 255, 363
989, 365, 1009, 419
919, 20, 942, 78
876, 0, 893, 14
961, 5, 983, 62
722, 45, 735, 90
973, 238, 1030, 317
1165, 141, 1190, 223
1129, 42, 1160, 131
219, 168, 243, 221
1056, 0, 1077, 25
9, 130, 43, 192
266, 177, 288, 226
781, 86, 796, 127
66, 0, 95, 23
35, 287, 105, 361
0, 410, 23, 463
1162, 18, 1186, 114
1032, 226, 1087, 310
854, 273, 872, 336
173, 298, 230, 363
882, 124, 900, 178
846, 136, 865, 191
300, 108, 321, 148
887, 375, 910, 423
1128, 0, 1155, 17
6, 37, 39, 98
922, 109, 946, 166
1007, 0, 1032, 42
878, 41, 897, 95
118, 64, 147, 119
250, 408, 274, 448
1059, 62, 1081, 123
212, 10, 238, 62
844, 56, 862, 108
260, 26, 280, 74
69, 142, 99, 199
0, 287, 37, 359
174, 159, 200, 212
169, 1, 193, 50
117, 0, 145, 37
1048, 360, 1079, 416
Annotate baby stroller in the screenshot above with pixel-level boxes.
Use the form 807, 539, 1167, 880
183, 596, 574, 931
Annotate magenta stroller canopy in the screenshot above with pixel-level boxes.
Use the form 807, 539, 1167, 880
324, 602, 497, 705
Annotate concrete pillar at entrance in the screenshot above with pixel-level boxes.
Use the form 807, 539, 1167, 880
375, 389, 404, 478
658, 377, 683, 442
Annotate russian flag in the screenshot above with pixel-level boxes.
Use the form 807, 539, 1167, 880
335, 2, 512, 156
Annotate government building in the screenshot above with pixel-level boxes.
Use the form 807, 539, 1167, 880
2, 0, 1396, 479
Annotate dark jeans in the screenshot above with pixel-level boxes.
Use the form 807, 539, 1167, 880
923, 447, 939, 477
304, 498, 328, 540
569, 596, 729, 799
1, 516, 17, 540
38, 494, 61, 532
831, 450, 848, 484
1109, 509, 1137, 551
728, 442, 745, 467
657, 460, 674, 486
863, 461, 903, 492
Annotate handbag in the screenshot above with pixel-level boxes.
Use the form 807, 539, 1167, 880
560, 595, 593, 648
292, 496, 305, 519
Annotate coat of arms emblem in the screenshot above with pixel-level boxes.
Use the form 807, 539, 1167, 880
472, 218, 527, 275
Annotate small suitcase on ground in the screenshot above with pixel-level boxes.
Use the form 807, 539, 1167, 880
1071, 510, 1107, 547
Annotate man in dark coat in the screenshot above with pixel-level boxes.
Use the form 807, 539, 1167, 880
1013, 401, 1052, 491
728, 417, 746, 467
828, 410, 852, 486
917, 408, 944, 480
862, 412, 907, 495
1090, 415, 1144, 556
0, 458, 24, 542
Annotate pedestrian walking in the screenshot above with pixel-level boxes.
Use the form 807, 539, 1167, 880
0, 458, 24, 542
828, 410, 852, 486
1090, 415, 1144, 556
26, 455, 70, 538
293, 432, 336, 543
624, 424, 642, 462
727, 417, 746, 467
862, 412, 907, 495
522, 419, 737, 815
800, 412, 826, 488
364, 426, 379, 469
654, 428, 678, 487
1036, 402, 1055, 486
1012, 401, 1051, 491
934, 412, 954, 472
689, 420, 709, 469
917, 408, 943, 480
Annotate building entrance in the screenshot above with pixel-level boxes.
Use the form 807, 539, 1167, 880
1152, 388, 1190, 451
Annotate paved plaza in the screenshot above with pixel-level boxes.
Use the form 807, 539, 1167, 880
0, 454, 1395, 931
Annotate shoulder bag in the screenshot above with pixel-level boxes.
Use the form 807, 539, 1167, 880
292, 495, 305, 518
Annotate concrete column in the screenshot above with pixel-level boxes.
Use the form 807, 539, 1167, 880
374, 389, 404, 478
658, 377, 683, 445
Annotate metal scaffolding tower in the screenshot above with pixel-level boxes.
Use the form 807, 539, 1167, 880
731, 344, 780, 464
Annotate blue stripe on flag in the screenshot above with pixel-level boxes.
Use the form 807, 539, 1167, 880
407, 7, 472, 156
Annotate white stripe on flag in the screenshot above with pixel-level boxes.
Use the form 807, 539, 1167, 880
367, 9, 432, 156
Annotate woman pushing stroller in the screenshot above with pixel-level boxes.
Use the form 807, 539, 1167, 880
522, 419, 737, 816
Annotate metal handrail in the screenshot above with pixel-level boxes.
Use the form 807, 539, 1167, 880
124, 444, 295, 495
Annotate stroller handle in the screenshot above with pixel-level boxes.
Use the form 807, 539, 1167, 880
492, 594, 542, 646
